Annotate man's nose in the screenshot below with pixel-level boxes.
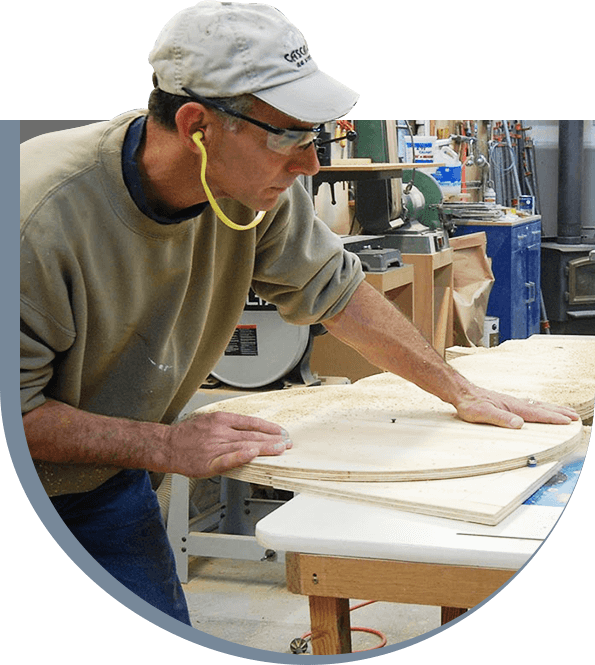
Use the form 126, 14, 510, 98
287, 144, 320, 176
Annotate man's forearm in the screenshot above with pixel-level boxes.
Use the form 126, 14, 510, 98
23, 399, 171, 471
22, 397, 292, 479
324, 280, 472, 407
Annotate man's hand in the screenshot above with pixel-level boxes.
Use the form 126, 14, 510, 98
453, 386, 580, 429
164, 411, 292, 477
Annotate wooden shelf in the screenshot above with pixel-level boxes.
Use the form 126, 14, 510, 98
313, 162, 444, 191
310, 264, 415, 382
318, 162, 445, 172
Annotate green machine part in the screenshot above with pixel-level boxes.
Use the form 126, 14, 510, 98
354, 120, 390, 162
402, 169, 443, 231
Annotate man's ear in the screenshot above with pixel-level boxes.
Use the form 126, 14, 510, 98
175, 102, 212, 151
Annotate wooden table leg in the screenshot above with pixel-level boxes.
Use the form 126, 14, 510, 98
308, 596, 352, 655
441, 606, 468, 625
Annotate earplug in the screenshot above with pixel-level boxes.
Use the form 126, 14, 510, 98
191, 128, 266, 231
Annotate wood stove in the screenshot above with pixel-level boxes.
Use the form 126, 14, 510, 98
541, 121, 595, 334
542, 243, 595, 333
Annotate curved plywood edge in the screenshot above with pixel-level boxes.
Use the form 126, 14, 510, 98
227, 415, 581, 482
245, 462, 561, 526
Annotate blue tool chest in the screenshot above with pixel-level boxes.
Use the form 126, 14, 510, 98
453, 216, 542, 342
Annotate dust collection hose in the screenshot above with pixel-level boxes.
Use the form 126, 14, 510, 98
192, 131, 267, 231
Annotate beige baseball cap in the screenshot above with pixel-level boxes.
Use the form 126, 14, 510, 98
148, 1, 359, 123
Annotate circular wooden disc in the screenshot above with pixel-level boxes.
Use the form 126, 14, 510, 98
193, 380, 582, 482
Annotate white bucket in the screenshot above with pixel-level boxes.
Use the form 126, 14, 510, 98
433, 145, 462, 198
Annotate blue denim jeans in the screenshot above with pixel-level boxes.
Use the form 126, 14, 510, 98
51, 469, 191, 625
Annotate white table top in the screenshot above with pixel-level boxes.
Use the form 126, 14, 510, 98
255, 494, 562, 570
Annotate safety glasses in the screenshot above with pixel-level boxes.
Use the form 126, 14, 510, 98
182, 87, 323, 155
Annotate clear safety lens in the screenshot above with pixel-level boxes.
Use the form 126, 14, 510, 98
266, 126, 322, 155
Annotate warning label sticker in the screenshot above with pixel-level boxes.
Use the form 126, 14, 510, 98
224, 325, 258, 356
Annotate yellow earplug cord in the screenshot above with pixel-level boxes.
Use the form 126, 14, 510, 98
192, 131, 266, 231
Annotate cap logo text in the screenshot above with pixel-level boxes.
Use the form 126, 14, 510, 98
284, 44, 311, 68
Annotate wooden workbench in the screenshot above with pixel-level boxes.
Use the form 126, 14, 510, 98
285, 552, 512, 653
256, 493, 568, 655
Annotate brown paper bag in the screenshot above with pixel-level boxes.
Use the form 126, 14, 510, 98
450, 232, 495, 346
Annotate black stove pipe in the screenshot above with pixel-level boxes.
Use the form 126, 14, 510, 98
557, 120, 584, 244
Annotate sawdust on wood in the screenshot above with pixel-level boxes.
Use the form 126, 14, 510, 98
193, 335, 594, 427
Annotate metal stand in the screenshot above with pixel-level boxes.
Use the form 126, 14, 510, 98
165, 474, 285, 583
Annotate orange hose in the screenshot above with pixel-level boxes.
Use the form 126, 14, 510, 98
300, 600, 388, 652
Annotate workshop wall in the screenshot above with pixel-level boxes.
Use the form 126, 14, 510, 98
431, 121, 489, 204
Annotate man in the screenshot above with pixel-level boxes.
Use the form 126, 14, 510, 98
20, 2, 577, 626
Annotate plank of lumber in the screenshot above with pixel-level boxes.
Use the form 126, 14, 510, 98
286, 553, 514, 609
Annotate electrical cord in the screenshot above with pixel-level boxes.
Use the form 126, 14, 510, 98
289, 600, 387, 654
192, 131, 267, 231
396, 121, 416, 195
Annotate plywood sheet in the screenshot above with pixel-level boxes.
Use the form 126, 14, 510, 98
240, 426, 589, 525
238, 462, 560, 526
195, 378, 582, 483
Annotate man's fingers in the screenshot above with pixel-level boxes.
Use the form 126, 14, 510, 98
208, 434, 292, 475
228, 413, 287, 435
522, 399, 578, 423
221, 413, 293, 449
458, 394, 579, 430
208, 447, 260, 475
460, 403, 524, 429
167, 411, 293, 478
